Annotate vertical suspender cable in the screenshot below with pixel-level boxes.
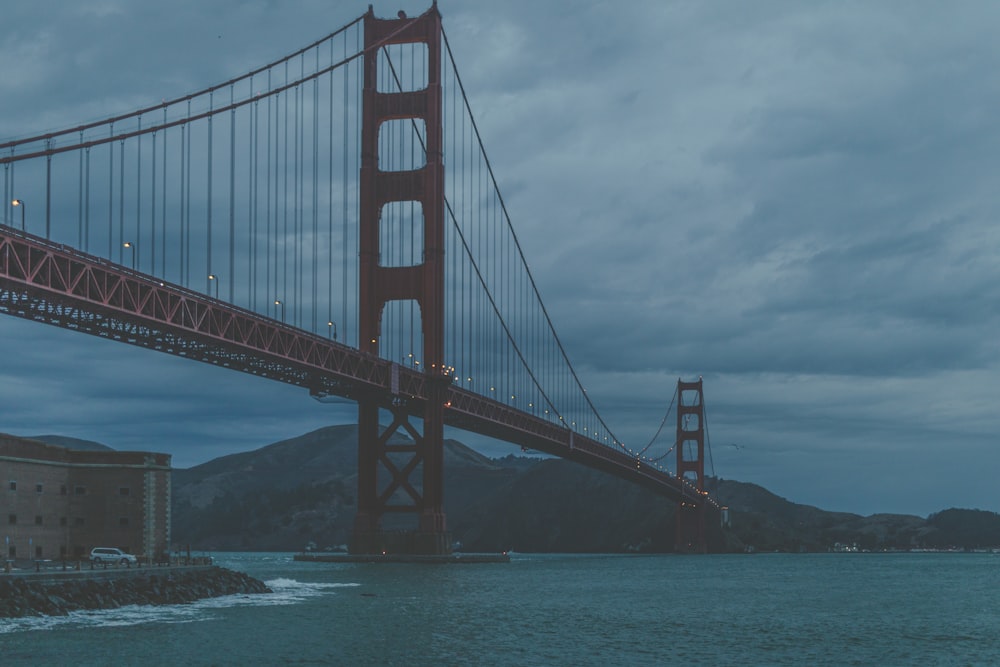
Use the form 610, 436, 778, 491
185, 101, 192, 286
313, 47, 320, 334
84, 147, 91, 253
207, 92, 214, 293
251, 86, 258, 311
118, 140, 124, 263
283, 64, 289, 319
179, 122, 186, 284
229, 84, 236, 303
45, 139, 51, 238
151, 129, 157, 275
107, 124, 113, 258
3, 159, 8, 227
341, 35, 349, 345
293, 71, 300, 326
266, 71, 273, 317
275, 85, 281, 318
325, 43, 338, 334
135, 117, 141, 266
77, 133, 83, 248
409, 42, 416, 358
162, 106, 167, 278
342, 33, 357, 343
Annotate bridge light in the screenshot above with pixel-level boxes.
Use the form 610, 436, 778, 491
11, 199, 25, 230
123, 241, 136, 269
208, 273, 220, 299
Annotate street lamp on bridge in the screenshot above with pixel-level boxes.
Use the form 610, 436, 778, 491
274, 299, 284, 323
122, 241, 136, 270
327, 320, 337, 340
208, 274, 220, 299
11, 199, 25, 231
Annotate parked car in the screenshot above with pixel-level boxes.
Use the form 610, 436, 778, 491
89, 547, 137, 567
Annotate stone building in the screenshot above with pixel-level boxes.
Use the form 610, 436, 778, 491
0, 434, 170, 563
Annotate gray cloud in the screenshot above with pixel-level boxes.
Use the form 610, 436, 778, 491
2, 1, 1000, 516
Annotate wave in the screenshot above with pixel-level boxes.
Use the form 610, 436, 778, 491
0, 602, 203, 634
0, 577, 360, 634
266, 577, 360, 591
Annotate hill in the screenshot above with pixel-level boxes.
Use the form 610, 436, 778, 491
169, 426, 1000, 553
170, 425, 525, 551
29, 435, 114, 451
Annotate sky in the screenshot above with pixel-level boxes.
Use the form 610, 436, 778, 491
2, 0, 1000, 517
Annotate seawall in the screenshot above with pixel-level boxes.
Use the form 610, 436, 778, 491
0, 565, 271, 618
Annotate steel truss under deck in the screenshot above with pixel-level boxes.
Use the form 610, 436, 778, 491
0, 226, 709, 507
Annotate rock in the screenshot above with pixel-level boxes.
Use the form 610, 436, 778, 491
0, 567, 271, 618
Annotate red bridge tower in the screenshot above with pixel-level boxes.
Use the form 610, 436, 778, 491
352, 5, 450, 555
675, 378, 707, 553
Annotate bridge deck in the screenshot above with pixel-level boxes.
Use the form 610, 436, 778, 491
0, 226, 712, 508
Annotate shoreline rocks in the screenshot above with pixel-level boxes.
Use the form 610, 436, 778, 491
0, 566, 271, 618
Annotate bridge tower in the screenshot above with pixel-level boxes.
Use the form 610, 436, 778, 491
352, 4, 451, 555
675, 378, 707, 553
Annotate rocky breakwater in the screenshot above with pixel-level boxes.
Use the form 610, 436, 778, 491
0, 566, 271, 618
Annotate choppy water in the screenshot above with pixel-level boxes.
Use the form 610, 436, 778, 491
2, 551, 999, 665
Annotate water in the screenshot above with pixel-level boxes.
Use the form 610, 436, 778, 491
2, 552, 999, 665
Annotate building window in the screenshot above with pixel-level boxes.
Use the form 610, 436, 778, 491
8, 481, 15, 491
74, 517, 85, 526
60, 517, 68, 526
60, 485, 67, 496
35, 483, 43, 493
119, 487, 131, 496
74, 486, 86, 495
8, 514, 16, 525
119, 517, 130, 527
35, 515, 43, 526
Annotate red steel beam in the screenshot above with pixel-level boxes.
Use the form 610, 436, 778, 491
0, 226, 711, 508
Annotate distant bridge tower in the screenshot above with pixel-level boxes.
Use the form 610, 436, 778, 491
675, 377, 707, 553
352, 4, 451, 555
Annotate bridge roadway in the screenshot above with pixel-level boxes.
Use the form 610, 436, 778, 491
0, 226, 712, 509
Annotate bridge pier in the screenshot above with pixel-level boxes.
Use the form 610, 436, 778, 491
675, 502, 707, 554
349, 389, 453, 556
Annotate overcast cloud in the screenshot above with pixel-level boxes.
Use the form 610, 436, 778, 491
2, 0, 999, 516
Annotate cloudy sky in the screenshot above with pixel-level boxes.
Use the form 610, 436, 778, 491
2, 0, 1000, 517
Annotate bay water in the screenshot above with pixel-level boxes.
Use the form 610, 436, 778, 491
2, 551, 998, 665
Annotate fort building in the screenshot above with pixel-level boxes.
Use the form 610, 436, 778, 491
0, 434, 170, 563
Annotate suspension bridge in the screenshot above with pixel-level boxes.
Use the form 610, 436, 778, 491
0, 4, 722, 554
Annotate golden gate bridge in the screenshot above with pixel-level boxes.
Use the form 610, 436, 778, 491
0, 4, 721, 554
